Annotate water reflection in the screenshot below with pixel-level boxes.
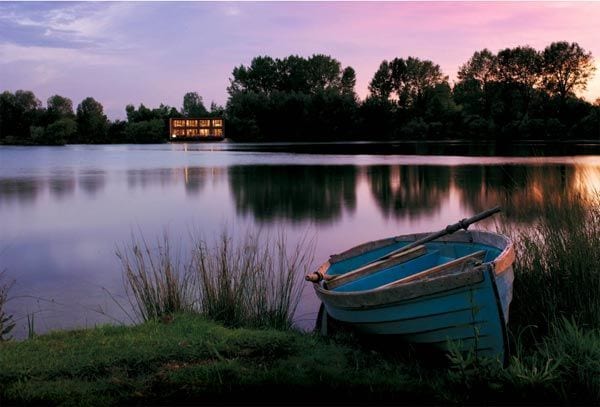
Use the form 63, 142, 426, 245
78, 170, 106, 197
127, 168, 176, 190
226, 163, 600, 223
368, 166, 451, 218
49, 175, 76, 201
228, 165, 357, 223
454, 165, 576, 221
3, 144, 600, 338
0, 178, 42, 206
1, 162, 598, 223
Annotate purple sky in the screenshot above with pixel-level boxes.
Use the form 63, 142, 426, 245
2, 1, 600, 120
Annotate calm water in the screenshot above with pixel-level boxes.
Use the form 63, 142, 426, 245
2, 143, 600, 338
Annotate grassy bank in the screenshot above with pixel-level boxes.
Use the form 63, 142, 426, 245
1, 313, 599, 405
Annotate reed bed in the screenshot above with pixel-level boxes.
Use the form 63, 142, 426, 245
509, 193, 600, 336
117, 229, 314, 330
0, 270, 15, 341
116, 233, 195, 322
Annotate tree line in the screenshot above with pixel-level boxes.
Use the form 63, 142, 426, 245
1, 41, 599, 145
0, 91, 222, 145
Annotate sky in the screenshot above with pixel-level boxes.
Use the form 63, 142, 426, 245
1, 1, 600, 120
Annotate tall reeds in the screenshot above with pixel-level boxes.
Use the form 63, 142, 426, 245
117, 229, 314, 330
510, 193, 600, 335
194, 231, 313, 329
0, 270, 15, 341
116, 233, 195, 322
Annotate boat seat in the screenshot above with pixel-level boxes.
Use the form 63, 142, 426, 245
376, 250, 487, 290
326, 245, 427, 290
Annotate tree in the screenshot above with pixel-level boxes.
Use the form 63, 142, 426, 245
341, 66, 357, 97
47, 95, 74, 120
35, 118, 76, 145
209, 101, 225, 117
495, 46, 542, 116
457, 49, 499, 93
228, 56, 279, 95
228, 54, 352, 96
0, 91, 17, 141
455, 49, 499, 119
126, 103, 155, 123
389, 57, 448, 109
76, 97, 108, 143
124, 119, 165, 143
0, 90, 41, 142
542, 41, 596, 104
306, 54, 342, 93
496, 46, 541, 88
124, 102, 180, 142
182, 92, 208, 117
368, 61, 393, 100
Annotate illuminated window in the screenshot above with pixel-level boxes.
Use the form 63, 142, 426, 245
199, 128, 209, 136
186, 120, 198, 127
199, 119, 210, 127
174, 120, 185, 127
212, 119, 223, 127
186, 129, 199, 136
213, 128, 223, 136
174, 129, 185, 136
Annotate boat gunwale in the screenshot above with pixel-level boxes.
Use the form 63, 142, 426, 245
327, 230, 514, 277
315, 230, 514, 309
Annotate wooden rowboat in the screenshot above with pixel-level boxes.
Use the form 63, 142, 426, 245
307, 209, 515, 363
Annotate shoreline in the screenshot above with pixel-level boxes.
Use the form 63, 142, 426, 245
1, 312, 597, 405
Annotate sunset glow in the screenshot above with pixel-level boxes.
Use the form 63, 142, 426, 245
1, 1, 600, 118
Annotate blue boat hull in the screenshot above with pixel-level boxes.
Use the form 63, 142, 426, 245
313, 230, 515, 362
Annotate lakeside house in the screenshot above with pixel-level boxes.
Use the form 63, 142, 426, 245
169, 118, 225, 141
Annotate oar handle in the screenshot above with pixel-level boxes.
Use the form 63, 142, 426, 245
444, 206, 501, 234
305, 270, 333, 283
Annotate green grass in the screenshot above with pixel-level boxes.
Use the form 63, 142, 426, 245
1, 313, 599, 405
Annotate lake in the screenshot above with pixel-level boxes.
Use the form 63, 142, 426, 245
2, 142, 600, 338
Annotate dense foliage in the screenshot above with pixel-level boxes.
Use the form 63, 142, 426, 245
1, 41, 598, 144
0, 91, 223, 145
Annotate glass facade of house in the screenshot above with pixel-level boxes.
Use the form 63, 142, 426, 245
169, 118, 224, 140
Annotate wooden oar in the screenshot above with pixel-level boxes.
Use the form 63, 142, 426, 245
305, 206, 501, 284
370, 205, 502, 264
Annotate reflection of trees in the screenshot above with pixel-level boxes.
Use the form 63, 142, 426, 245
368, 166, 451, 218
127, 168, 176, 190
454, 165, 575, 221
49, 175, 76, 200
0, 178, 42, 205
229, 165, 357, 223
125, 167, 225, 196
78, 170, 106, 197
